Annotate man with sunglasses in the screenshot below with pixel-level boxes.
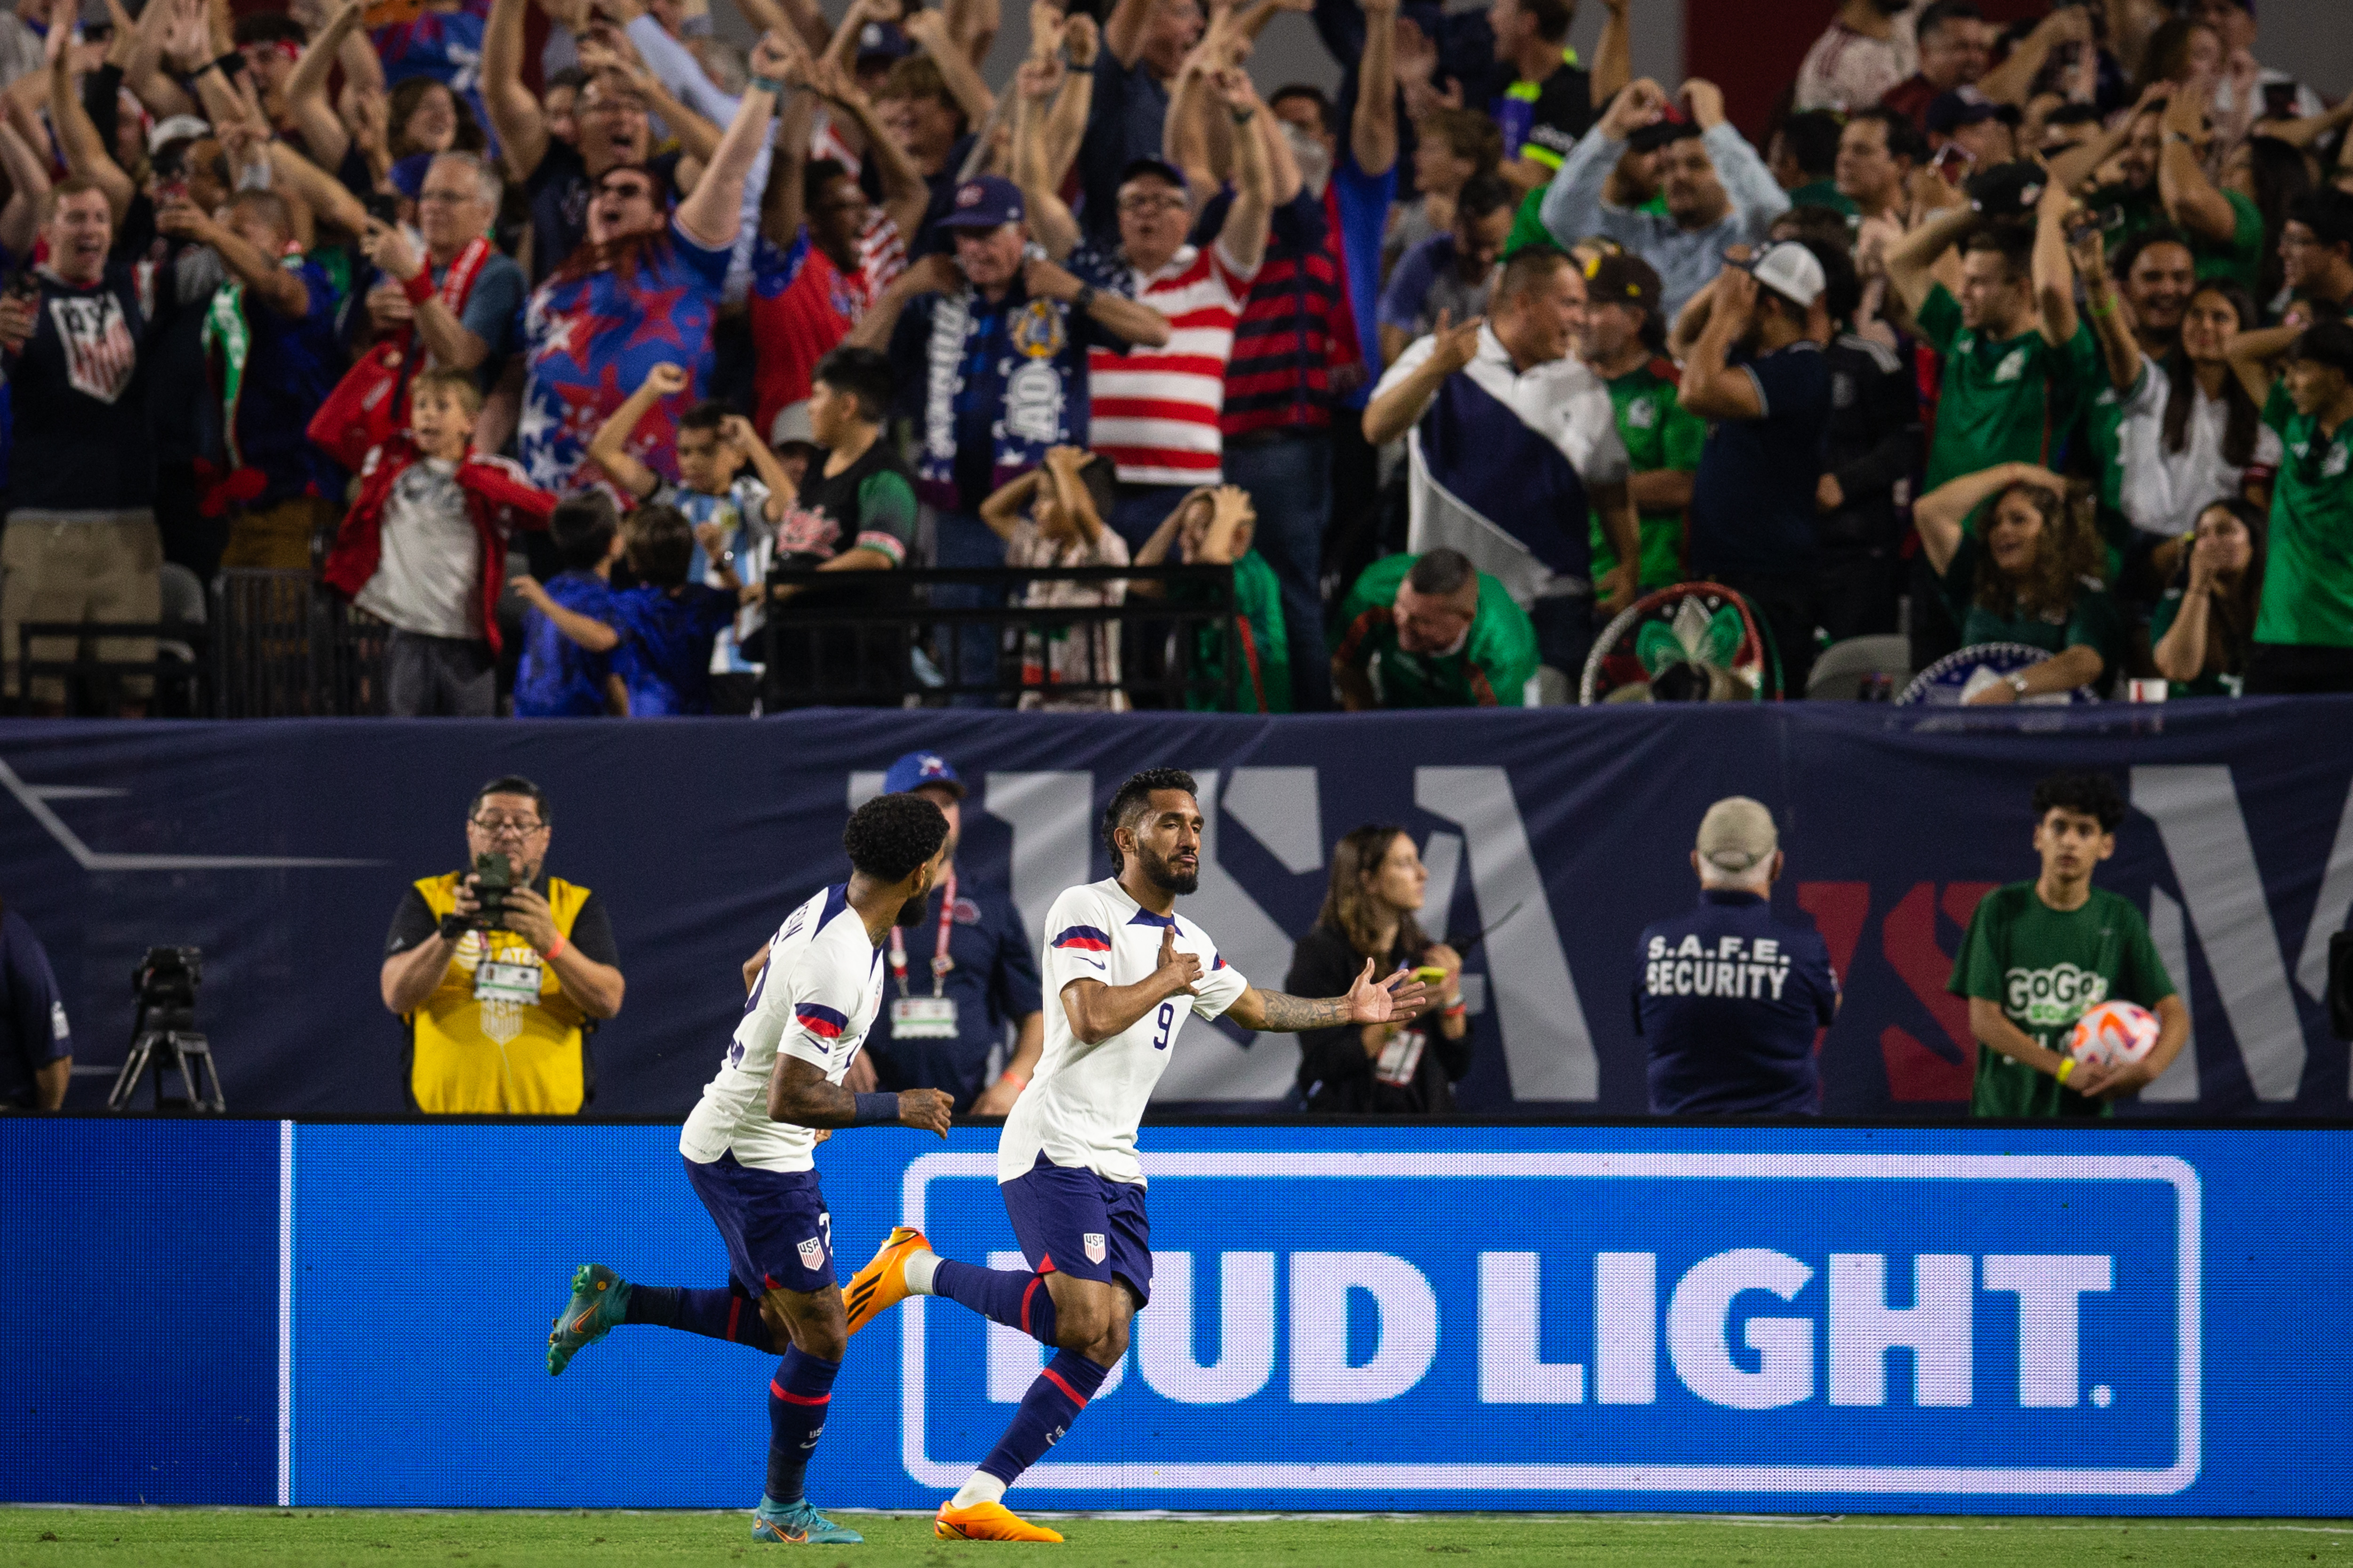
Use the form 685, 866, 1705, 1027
380, 776, 627, 1114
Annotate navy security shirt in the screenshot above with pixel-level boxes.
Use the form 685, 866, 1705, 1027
1689, 339, 1832, 578
864, 878, 1043, 1112
1634, 889, 1838, 1116
0, 908, 73, 1107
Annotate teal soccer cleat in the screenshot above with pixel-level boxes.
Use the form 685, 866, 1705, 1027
752, 1499, 864, 1544
546, 1264, 631, 1376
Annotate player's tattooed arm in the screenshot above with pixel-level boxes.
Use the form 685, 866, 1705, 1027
768, 1053, 952, 1135
1228, 961, 1433, 1033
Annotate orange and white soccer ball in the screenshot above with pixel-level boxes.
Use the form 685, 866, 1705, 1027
2069, 1000, 2160, 1068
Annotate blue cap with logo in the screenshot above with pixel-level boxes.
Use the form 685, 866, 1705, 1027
940, 174, 1025, 230
883, 750, 965, 799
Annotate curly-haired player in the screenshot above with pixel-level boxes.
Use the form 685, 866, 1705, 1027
542, 792, 956, 1544
839, 768, 1434, 1542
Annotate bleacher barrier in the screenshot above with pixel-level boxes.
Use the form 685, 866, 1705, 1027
6, 1116, 2345, 1512
211, 570, 391, 718
6, 703, 2352, 1117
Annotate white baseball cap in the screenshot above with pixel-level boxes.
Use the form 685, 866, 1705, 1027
1697, 796, 1779, 873
1748, 241, 1827, 311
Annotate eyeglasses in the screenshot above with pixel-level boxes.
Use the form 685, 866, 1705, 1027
582, 97, 649, 119
470, 816, 547, 837
417, 189, 477, 206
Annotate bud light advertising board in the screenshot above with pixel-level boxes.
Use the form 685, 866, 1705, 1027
9, 1120, 2350, 1515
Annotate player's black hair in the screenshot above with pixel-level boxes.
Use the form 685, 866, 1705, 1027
678, 399, 731, 437
2032, 772, 2126, 834
471, 776, 550, 826
844, 792, 950, 884
1268, 85, 1337, 139
232, 12, 308, 47
814, 345, 895, 425
623, 503, 695, 587
1103, 768, 1200, 875
1916, 0, 1983, 45
1846, 105, 1929, 168
550, 492, 619, 571
1456, 171, 1517, 225
1801, 235, 1862, 328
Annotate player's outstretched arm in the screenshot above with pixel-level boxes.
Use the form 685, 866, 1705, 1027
1227, 960, 1433, 1033
1061, 925, 1201, 1045
767, 1053, 952, 1135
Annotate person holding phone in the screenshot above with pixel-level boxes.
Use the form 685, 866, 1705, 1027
1285, 824, 1469, 1113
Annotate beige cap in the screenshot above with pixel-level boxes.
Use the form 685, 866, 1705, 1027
1697, 796, 1778, 873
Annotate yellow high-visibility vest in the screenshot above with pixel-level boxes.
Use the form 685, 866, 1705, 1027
406, 872, 595, 1113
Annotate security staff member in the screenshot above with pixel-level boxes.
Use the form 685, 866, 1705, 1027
744, 752, 1043, 1114
1633, 797, 1838, 1115
381, 776, 626, 1113
0, 896, 72, 1110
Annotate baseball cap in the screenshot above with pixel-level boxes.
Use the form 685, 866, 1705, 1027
1925, 85, 2001, 136
768, 400, 817, 451
1584, 252, 1662, 320
854, 18, 915, 62
940, 174, 1025, 230
1747, 240, 1827, 310
1696, 797, 1778, 874
1116, 156, 1189, 193
882, 751, 965, 799
1967, 160, 2047, 218
148, 113, 209, 157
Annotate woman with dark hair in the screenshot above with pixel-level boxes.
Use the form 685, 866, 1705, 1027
2150, 498, 2267, 696
1285, 826, 1468, 1113
2225, 135, 2315, 306
2111, 277, 2282, 551
1914, 462, 2126, 704
2128, 16, 2222, 102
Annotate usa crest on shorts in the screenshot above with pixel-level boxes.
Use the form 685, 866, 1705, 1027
1083, 1232, 1107, 1264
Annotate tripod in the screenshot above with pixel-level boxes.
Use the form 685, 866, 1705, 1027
107, 998, 225, 1113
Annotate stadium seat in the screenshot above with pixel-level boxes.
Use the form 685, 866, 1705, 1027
1806, 635, 1911, 701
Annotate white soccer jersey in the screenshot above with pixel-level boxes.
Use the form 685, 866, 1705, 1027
997, 878, 1250, 1187
680, 883, 886, 1174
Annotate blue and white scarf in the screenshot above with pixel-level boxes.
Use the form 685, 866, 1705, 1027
915, 282, 1088, 513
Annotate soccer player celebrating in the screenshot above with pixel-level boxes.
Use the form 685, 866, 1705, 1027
543, 793, 957, 1545
840, 768, 1432, 1542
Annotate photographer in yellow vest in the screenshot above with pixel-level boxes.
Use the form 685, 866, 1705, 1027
379, 777, 627, 1113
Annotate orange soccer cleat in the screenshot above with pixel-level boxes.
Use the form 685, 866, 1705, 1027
842, 1225, 931, 1336
934, 1499, 1064, 1543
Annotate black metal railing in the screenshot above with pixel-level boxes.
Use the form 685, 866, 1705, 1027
11, 621, 211, 716
212, 570, 390, 717
758, 564, 1242, 711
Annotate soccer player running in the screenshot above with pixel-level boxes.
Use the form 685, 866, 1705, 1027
840, 768, 1432, 1542
543, 794, 958, 1544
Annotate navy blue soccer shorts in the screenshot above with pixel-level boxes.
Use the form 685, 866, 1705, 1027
683, 1151, 835, 1296
1000, 1151, 1153, 1304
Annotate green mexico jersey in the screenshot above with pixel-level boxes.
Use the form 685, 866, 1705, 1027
1589, 359, 1705, 590
1940, 533, 2127, 680
2147, 588, 2243, 697
1949, 882, 2175, 1118
1332, 552, 1539, 707
1180, 549, 1292, 714
1916, 285, 2100, 491
2255, 381, 2353, 649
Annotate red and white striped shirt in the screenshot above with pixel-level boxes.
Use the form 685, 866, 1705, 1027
1088, 242, 1259, 487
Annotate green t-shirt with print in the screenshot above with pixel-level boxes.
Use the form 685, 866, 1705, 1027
1938, 534, 2127, 684
1589, 358, 1706, 590
2255, 380, 2353, 648
1916, 285, 2101, 491
1178, 548, 1292, 713
1332, 552, 1539, 707
1950, 881, 2176, 1118
1787, 178, 1858, 218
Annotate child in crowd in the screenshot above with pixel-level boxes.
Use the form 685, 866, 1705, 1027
979, 445, 1128, 711
511, 495, 627, 717
1133, 483, 1291, 714
511, 505, 739, 716
320, 368, 554, 718
588, 363, 800, 700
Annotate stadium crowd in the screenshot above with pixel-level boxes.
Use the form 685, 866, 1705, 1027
0, 0, 2349, 715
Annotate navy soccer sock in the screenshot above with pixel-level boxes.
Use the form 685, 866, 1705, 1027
624, 1286, 778, 1352
932, 1258, 1057, 1345
764, 1347, 841, 1505
977, 1350, 1109, 1487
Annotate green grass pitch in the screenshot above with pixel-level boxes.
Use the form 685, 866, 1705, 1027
7, 1510, 2348, 1567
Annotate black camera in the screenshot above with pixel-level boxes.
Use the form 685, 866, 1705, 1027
134, 945, 203, 1021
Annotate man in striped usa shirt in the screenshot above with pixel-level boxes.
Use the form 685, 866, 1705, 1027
1022, 64, 1274, 552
